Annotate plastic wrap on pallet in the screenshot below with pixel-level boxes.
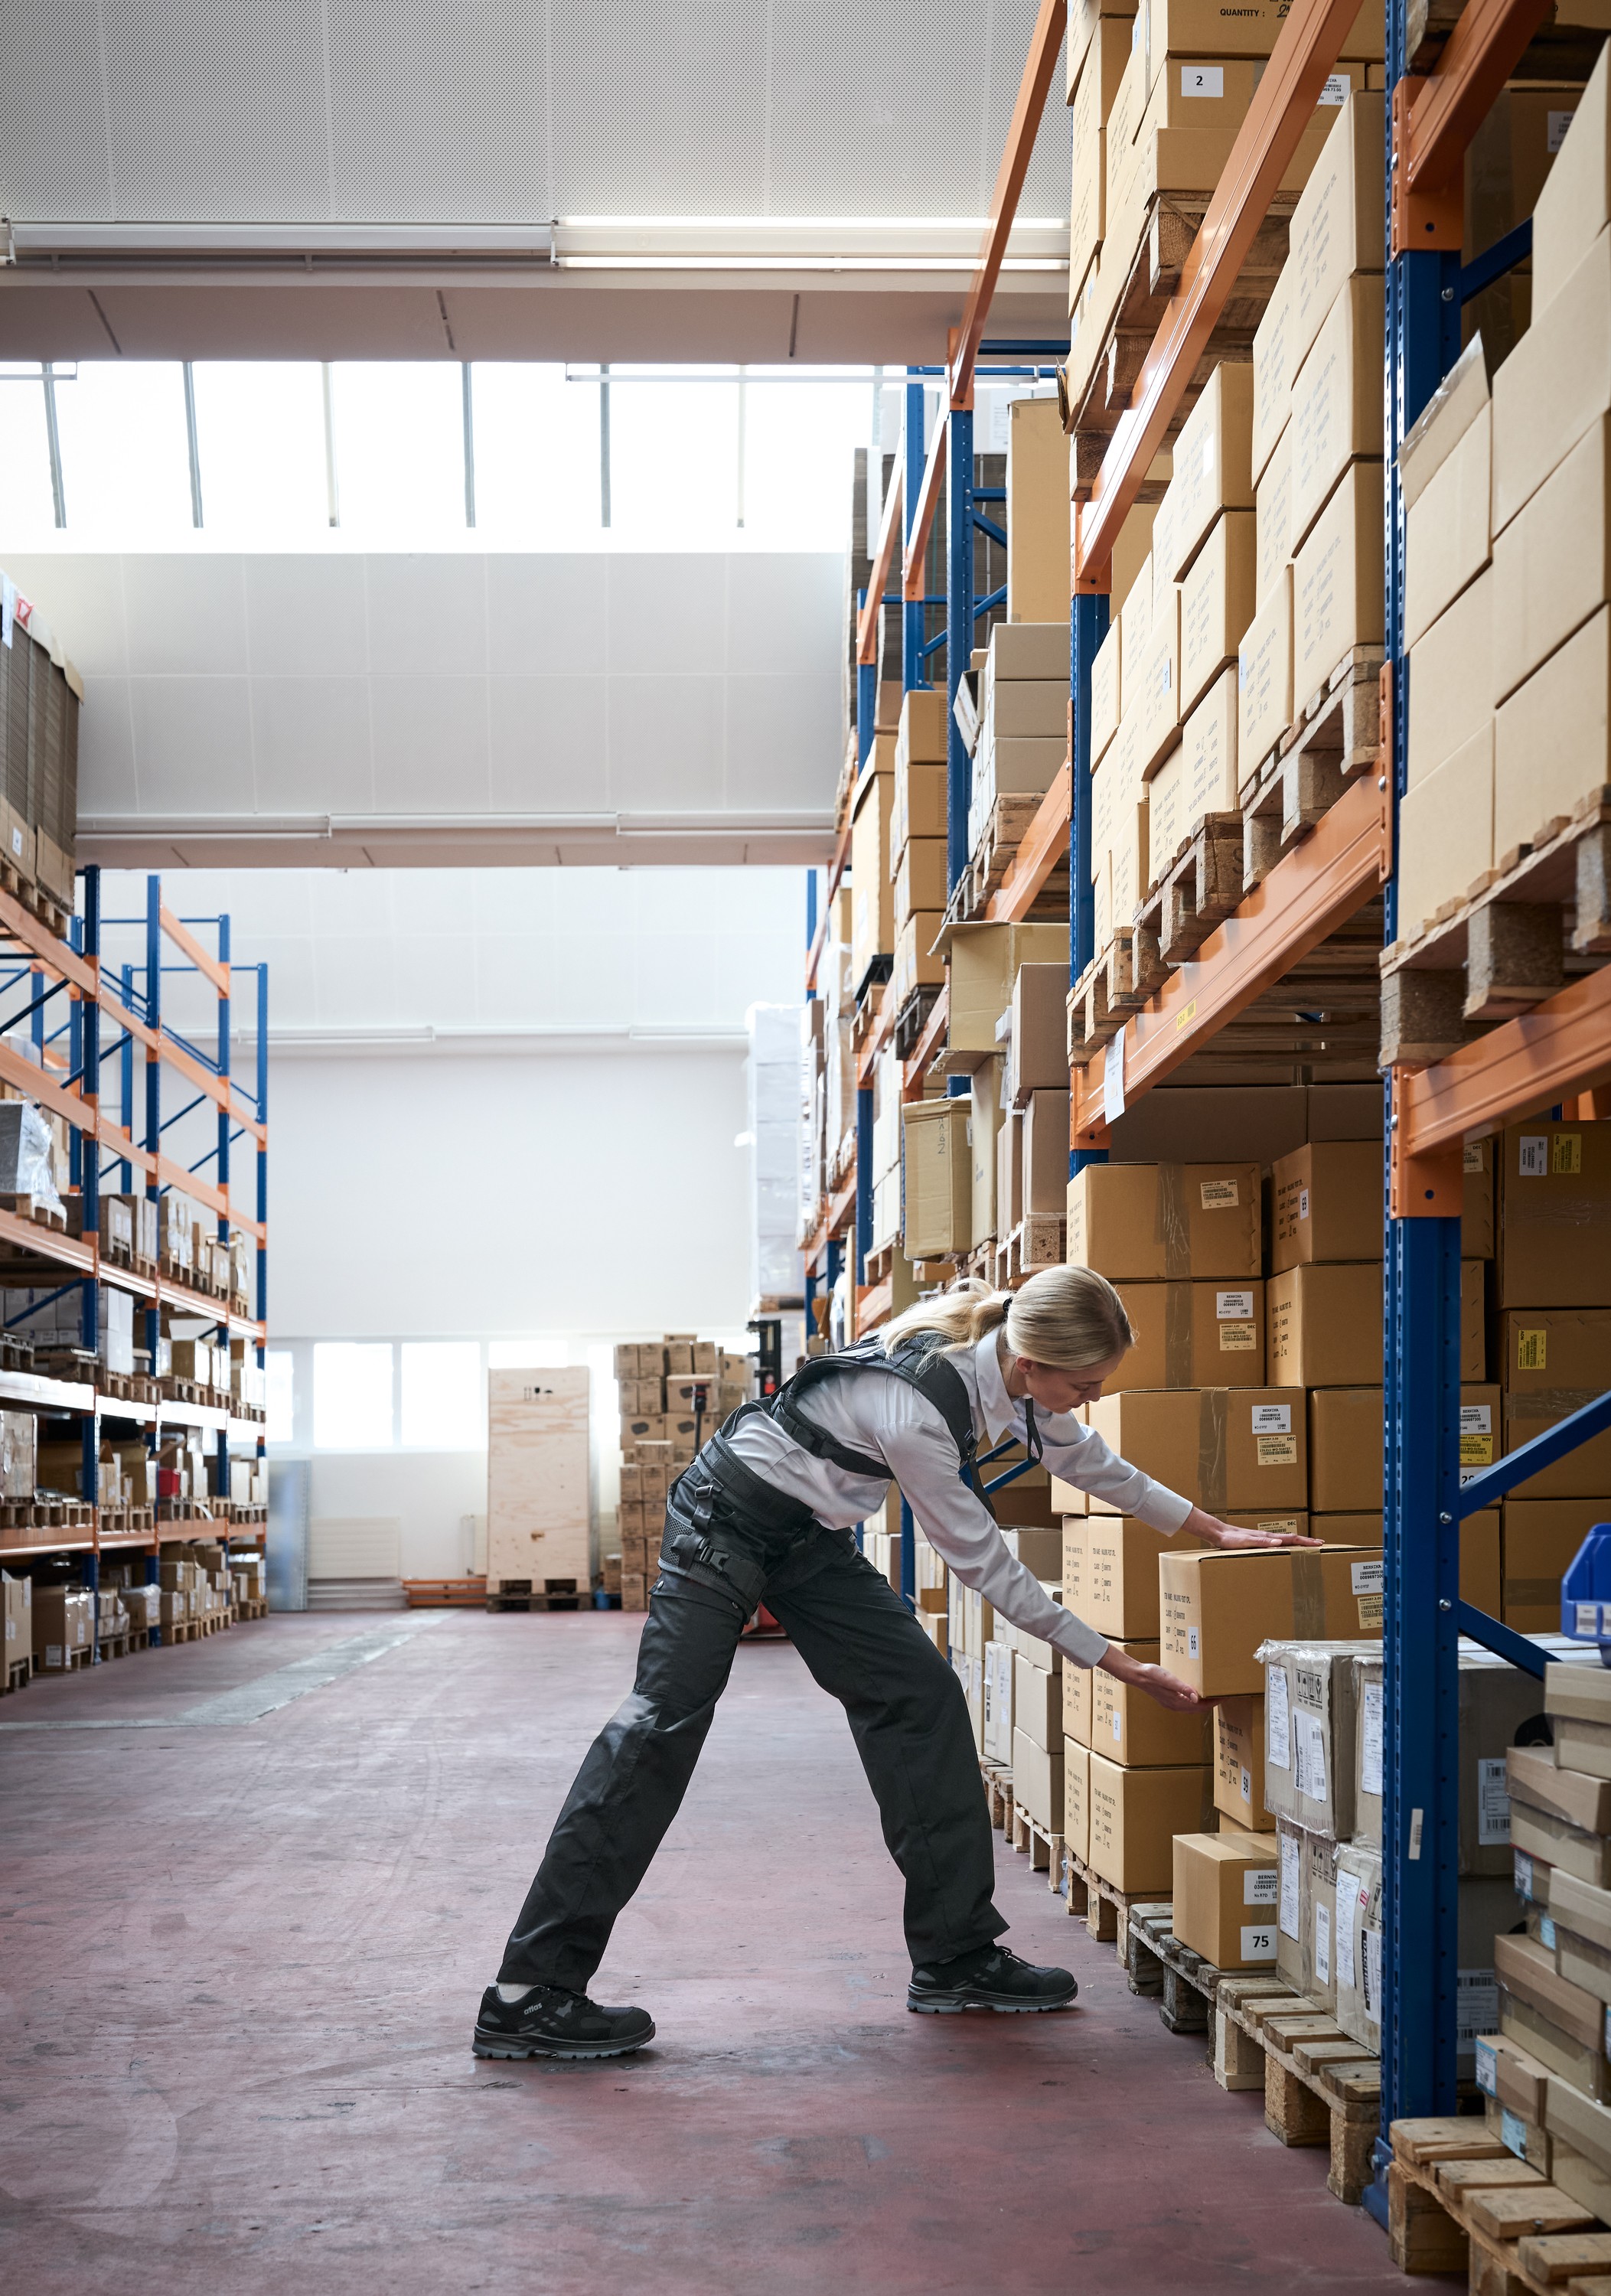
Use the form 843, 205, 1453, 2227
0, 1101, 64, 1216
746, 1002, 805, 1303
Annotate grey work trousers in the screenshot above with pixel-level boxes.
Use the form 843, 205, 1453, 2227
497, 1528, 1006, 1990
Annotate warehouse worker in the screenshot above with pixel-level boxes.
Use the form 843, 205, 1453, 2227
473, 1265, 1323, 2061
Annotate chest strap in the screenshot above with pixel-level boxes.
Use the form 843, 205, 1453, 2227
758, 1336, 987, 1494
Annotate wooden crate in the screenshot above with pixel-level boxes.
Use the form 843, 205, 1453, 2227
488, 1367, 592, 1590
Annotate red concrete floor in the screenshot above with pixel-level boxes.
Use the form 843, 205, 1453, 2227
0, 1610, 1441, 2296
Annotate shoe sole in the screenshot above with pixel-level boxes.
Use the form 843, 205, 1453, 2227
906, 1991, 1077, 2015
472, 2023, 655, 2061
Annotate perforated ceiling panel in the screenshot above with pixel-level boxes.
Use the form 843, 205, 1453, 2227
0, 0, 1068, 224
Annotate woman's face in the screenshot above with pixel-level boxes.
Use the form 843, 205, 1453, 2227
1012, 1349, 1127, 1415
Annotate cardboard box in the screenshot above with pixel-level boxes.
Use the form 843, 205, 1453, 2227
1069, 20, 1132, 288
902, 1099, 972, 1257
1120, 552, 1155, 682
1013, 1724, 1065, 1831
1495, 602, 1611, 863
1009, 964, 1072, 1103
1092, 1665, 1214, 1767
1407, 565, 1494, 790
892, 910, 946, 1009
897, 688, 949, 766
1407, 398, 1492, 655
895, 837, 948, 918
983, 1639, 1015, 1763
1493, 412, 1611, 712
1159, 1542, 1381, 1694
1021, 1089, 1070, 1217
1463, 1259, 1487, 1381
996, 1107, 1023, 1236
1267, 1262, 1383, 1388
1091, 1386, 1309, 1518
850, 765, 894, 987
1107, 1277, 1265, 1388
1140, 0, 1381, 80
947, 921, 1069, 1054
895, 760, 947, 850
1091, 615, 1123, 765
1086, 1748, 1214, 1893
1492, 230, 1611, 536
1179, 509, 1257, 718
1067, 1160, 1261, 1279
1499, 1120, 1611, 1308
1173, 1830, 1281, 1968
1153, 362, 1257, 585
1503, 1310, 1611, 1499
1531, 42, 1611, 321
1133, 584, 1182, 775
1309, 1388, 1384, 1512
1075, 1516, 1170, 1639
1396, 723, 1495, 943
1214, 1694, 1267, 1829
988, 678, 1069, 742
1255, 422, 1293, 612
1292, 458, 1384, 709
1334, 1842, 1382, 2049
1271, 1138, 1381, 1270
1289, 274, 1384, 550
1277, 1818, 1343, 2010
32, 1584, 92, 1668
1287, 95, 1385, 381
1261, 1637, 1371, 1836
1147, 741, 1185, 882
1505, 1500, 1611, 1627
1251, 263, 1294, 486
1064, 1737, 1091, 1860
1237, 561, 1293, 768
1013, 1649, 1062, 1753
970, 1056, 1003, 1248
1007, 404, 1072, 622
1181, 665, 1240, 827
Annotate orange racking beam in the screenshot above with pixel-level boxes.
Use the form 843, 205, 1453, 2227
1075, 0, 1363, 585
161, 903, 230, 994
1401, 0, 1552, 207
1398, 962, 1611, 1160
1071, 772, 1390, 1142
856, 463, 905, 665
986, 764, 1071, 921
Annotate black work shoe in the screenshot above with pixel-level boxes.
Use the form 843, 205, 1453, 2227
471, 1983, 655, 2061
908, 1942, 1078, 2015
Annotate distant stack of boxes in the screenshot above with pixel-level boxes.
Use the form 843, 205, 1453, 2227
615, 1338, 752, 1611
890, 693, 949, 1019
1244, 93, 1385, 782
968, 623, 1070, 853
1395, 52, 1607, 950
0, 586, 83, 909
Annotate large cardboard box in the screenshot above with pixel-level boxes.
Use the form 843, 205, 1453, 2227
1069, 18, 1133, 285
1492, 229, 1611, 535
1493, 414, 1611, 709
1160, 1542, 1381, 1694
895, 837, 948, 918
983, 1639, 1015, 1763
1495, 604, 1611, 863
1140, 0, 1381, 80
1067, 1160, 1261, 1279
1215, 1694, 1267, 1829
1092, 1665, 1214, 1766
1013, 1724, 1065, 1830
892, 910, 945, 1009
32, 1584, 92, 1669
1086, 1748, 1213, 1892
1091, 616, 1123, 765
948, 921, 1069, 1054
1107, 1277, 1265, 1388
1531, 43, 1611, 321
1407, 396, 1492, 654
1261, 1637, 1372, 1836
1267, 1261, 1383, 1388
897, 687, 949, 768
1271, 1139, 1381, 1270
1277, 1818, 1342, 2011
1256, 422, 1293, 611
1292, 458, 1384, 708
1022, 1089, 1071, 1217
1147, 741, 1185, 882
1252, 264, 1294, 486
1334, 1842, 1382, 2049
1289, 273, 1385, 550
1173, 1829, 1280, 1969
1076, 1515, 1172, 1639
1009, 964, 1072, 1103
1153, 363, 1257, 585
1407, 565, 1494, 789
1358, 1645, 1567, 1873
1505, 1500, 1611, 1628
1014, 1649, 1062, 1753
1396, 724, 1495, 943
1287, 95, 1385, 380
1091, 1387, 1309, 1518
1064, 1737, 1091, 1861
1498, 1119, 1611, 1308
1503, 1310, 1611, 1499
1179, 509, 1257, 718
1237, 562, 1293, 769
970, 1057, 1003, 1248
902, 1099, 972, 1257
1182, 665, 1240, 827
1309, 1388, 1384, 1512
1008, 403, 1072, 622
850, 765, 894, 988
895, 758, 947, 846
1133, 585, 1183, 775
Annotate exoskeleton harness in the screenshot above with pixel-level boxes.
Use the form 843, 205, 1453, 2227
663, 1336, 1041, 1614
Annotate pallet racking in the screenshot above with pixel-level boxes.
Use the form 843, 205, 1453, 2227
0, 862, 267, 1655
799, 0, 1611, 2208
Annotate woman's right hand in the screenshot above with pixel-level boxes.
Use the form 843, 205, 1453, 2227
1097, 1645, 1204, 1713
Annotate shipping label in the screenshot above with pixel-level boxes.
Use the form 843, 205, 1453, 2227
1241, 1764, 1252, 1804
1540, 1913, 1557, 1951
1313, 1901, 1331, 1988
1501, 2108, 1528, 2160
1363, 1927, 1381, 2019
1199, 1177, 1239, 1208
1463, 1141, 1485, 1172
1251, 1403, 1292, 1433
1474, 2036, 1497, 2095
1517, 1329, 1547, 1372
1351, 1560, 1384, 1597
1318, 70, 1349, 100
1553, 1133, 1583, 1174
1334, 1880, 1357, 1990
1257, 1435, 1298, 1465
1239, 1924, 1277, 1962
1548, 108, 1575, 150
1297, 1186, 1310, 1221
1477, 1756, 1511, 1847
1244, 1867, 1278, 1906
1216, 1290, 1254, 1319
1294, 1711, 1328, 1805
1279, 1834, 1300, 1940
1515, 1851, 1536, 1900
1518, 1135, 1550, 1177
1218, 1322, 1257, 1352
1187, 1626, 1200, 1658
1457, 1968, 1498, 2046
1266, 1665, 1290, 1767
1361, 1682, 1383, 1798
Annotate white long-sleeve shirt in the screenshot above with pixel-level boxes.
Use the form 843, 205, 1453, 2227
723, 1331, 1194, 1668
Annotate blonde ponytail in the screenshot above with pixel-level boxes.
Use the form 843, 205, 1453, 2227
883, 1264, 1133, 1371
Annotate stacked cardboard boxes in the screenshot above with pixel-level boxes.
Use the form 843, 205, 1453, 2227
891, 692, 949, 1016
615, 1337, 752, 1611
969, 622, 1070, 852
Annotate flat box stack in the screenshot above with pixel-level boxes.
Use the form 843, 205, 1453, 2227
952, 1523, 1063, 1783
614, 1338, 752, 1611
889, 692, 949, 1018
967, 621, 1070, 854
0, 585, 83, 911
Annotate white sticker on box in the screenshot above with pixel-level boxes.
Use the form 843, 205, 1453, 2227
1460, 1404, 1493, 1436
1298, 1186, 1310, 1221
1103, 1032, 1126, 1124
1351, 1560, 1384, 1597
1541, 1913, 1557, 1950
1457, 1969, 1498, 2045
1478, 1756, 1511, 1847
1188, 1626, 1200, 1658
1279, 1834, 1300, 1941
1317, 70, 1349, 102
1251, 1403, 1292, 1434
1111, 1709, 1122, 1743
1313, 1901, 1331, 1988
1266, 1665, 1290, 1768
1216, 1290, 1255, 1319
1474, 2036, 1497, 2095
1362, 1683, 1383, 1799
1501, 2108, 1528, 2160
1363, 1926, 1381, 2018
1180, 62, 1224, 95
1335, 1890, 1356, 1991
1294, 1711, 1327, 1805
1241, 1765, 1252, 1804
1240, 1924, 1277, 1962
1244, 1867, 1279, 1906
1515, 1851, 1535, 1900
1548, 108, 1574, 152
1518, 1135, 1550, 1177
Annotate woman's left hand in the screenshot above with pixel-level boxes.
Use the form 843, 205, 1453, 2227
1185, 1505, 1326, 1551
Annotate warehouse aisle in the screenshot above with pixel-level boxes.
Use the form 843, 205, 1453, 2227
2, 1612, 1428, 2296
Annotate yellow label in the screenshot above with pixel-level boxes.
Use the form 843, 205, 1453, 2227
1553, 1133, 1583, 1175
1175, 999, 1198, 1032
1463, 1141, 1485, 1173
1357, 1594, 1384, 1631
1459, 1433, 1495, 1466
1257, 1433, 1298, 1466
1518, 1329, 1548, 1372
1200, 1178, 1240, 1208
1218, 1322, 1258, 1352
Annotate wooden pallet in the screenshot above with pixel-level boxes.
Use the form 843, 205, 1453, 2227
228, 1505, 268, 1528
1240, 648, 1386, 896
236, 1597, 268, 1619
98, 1505, 157, 1537
892, 982, 944, 1062
1133, 810, 1246, 977
1058, 1844, 1172, 1966
163, 1618, 199, 1642
38, 1646, 93, 1673
948, 791, 1072, 926
863, 1241, 896, 1287
98, 1371, 161, 1407
0, 1193, 67, 1232
0, 1496, 96, 1530
980, 1758, 1016, 1832
3, 1653, 32, 1693
1008, 1802, 1066, 1887
403, 1577, 488, 1608
96, 1630, 132, 1660
1387, 2116, 1611, 2285
488, 1577, 585, 1613
1381, 788, 1611, 1065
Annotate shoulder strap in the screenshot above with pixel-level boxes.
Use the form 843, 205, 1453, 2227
762, 1336, 986, 1490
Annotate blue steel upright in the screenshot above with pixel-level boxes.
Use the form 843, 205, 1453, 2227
945, 404, 975, 894
1070, 589, 1110, 1181
902, 374, 929, 693
1379, 0, 1467, 2141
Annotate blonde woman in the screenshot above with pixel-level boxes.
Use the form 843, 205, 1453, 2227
474, 1266, 1321, 2060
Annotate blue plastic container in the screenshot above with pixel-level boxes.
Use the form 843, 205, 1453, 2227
1559, 1524, 1611, 1664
